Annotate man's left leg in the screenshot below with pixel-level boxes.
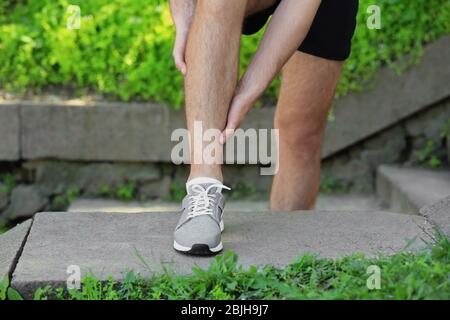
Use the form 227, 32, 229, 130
270, 51, 342, 211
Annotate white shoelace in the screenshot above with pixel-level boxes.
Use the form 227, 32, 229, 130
187, 183, 230, 219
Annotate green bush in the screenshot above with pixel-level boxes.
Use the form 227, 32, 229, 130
0, 0, 449, 108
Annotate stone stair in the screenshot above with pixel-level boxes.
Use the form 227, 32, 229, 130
66, 194, 382, 213
377, 165, 450, 214
0, 164, 449, 299
3, 210, 432, 299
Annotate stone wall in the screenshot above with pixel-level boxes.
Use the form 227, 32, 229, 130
0, 97, 448, 224
321, 97, 450, 193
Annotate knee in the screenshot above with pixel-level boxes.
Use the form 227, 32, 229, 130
198, 0, 247, 18
275, 112, 324, 154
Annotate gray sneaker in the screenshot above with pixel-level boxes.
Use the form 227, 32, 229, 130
173, 180, 230, 256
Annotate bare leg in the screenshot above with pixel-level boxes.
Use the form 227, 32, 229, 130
270, 52, 342, 210
185, 0, 247, 181
185, 0, 277, 182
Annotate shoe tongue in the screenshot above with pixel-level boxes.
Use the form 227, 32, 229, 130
186, 177, 223, 195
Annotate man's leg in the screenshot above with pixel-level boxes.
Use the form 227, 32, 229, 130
175, 0, 278, 255
185, 0, 277, 181
270, 51, 342, 211
185, 0, 246, 181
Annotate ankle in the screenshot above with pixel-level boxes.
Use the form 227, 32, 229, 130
188, 168, 223, 183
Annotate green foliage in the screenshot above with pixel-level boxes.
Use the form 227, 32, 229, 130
0, 275, 7, 299
99, 183, 142, 201
0, 173, 17, 194
441, 119, 450, 139
0, 0, 449, 106
164, 181, 186, 202
416, 140, 443, 169
0, 275, 24, 300
0, 0, 183, 106
98, 184, 111, 197
51, 186, 80, 210
115, 183, 136, 201
338, 0, 450, 98
34, 234, 450, 300
0, 223, 10, 235
229, 182, 258, 200
319, 176, 348, 194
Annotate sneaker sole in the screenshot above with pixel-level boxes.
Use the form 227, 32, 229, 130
173, 241, 223, 256
173, 220, 224, 256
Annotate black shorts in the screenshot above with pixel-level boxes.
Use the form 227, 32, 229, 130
242, 0, 359, 61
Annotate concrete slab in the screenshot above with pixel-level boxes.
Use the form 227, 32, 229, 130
68, 195, 381, 214
447, 138, 450, 165
420, 196, 450, 236
20, 102, 172, 161
12, 210, 430, 298
0, 104, 20, 160
0, 220, 32, 280
68, 199, 269, 213
316, 194, 381, 211
377, 165, 450, 214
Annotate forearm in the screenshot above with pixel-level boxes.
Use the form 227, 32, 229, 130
169, 0, 196, 27
169, 0, 197, 74
238, 0, 322, 99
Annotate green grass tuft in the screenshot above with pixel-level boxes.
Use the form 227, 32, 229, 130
30, 233, 450, 300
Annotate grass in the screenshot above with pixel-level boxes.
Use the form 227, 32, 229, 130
50, 186, 80, 210
416, 140, 443, 168
0, 173, 17, 194
0, 223, 10, 235
164, 181, 261, 202
115, 183, 136, 201
228, 182, 259, 201
319, 176, 349, 194
164, 181, 186, 203
26, 233, 450, 300
0, 0, 449, 106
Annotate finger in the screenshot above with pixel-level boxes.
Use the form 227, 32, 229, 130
220, 98, 245, 144
173, 33, 188, 75
172, 51, 186, 75
220, 128, 236, 145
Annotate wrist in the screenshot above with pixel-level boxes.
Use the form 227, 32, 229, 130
238, 74, 267, 102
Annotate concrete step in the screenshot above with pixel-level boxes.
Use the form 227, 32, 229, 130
377, 165, 450, 214
7, 210, 431, 298
0, 220, 31, 281
420, 196, 450, 236
67, 194, 382, 213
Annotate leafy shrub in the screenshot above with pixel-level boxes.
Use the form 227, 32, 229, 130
0, 0, 449, 108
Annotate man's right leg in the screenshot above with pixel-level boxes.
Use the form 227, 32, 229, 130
185, 0, 247, 181
175, 0, 247, 255
175, 0, 278, 255
185, 0, 278, 181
